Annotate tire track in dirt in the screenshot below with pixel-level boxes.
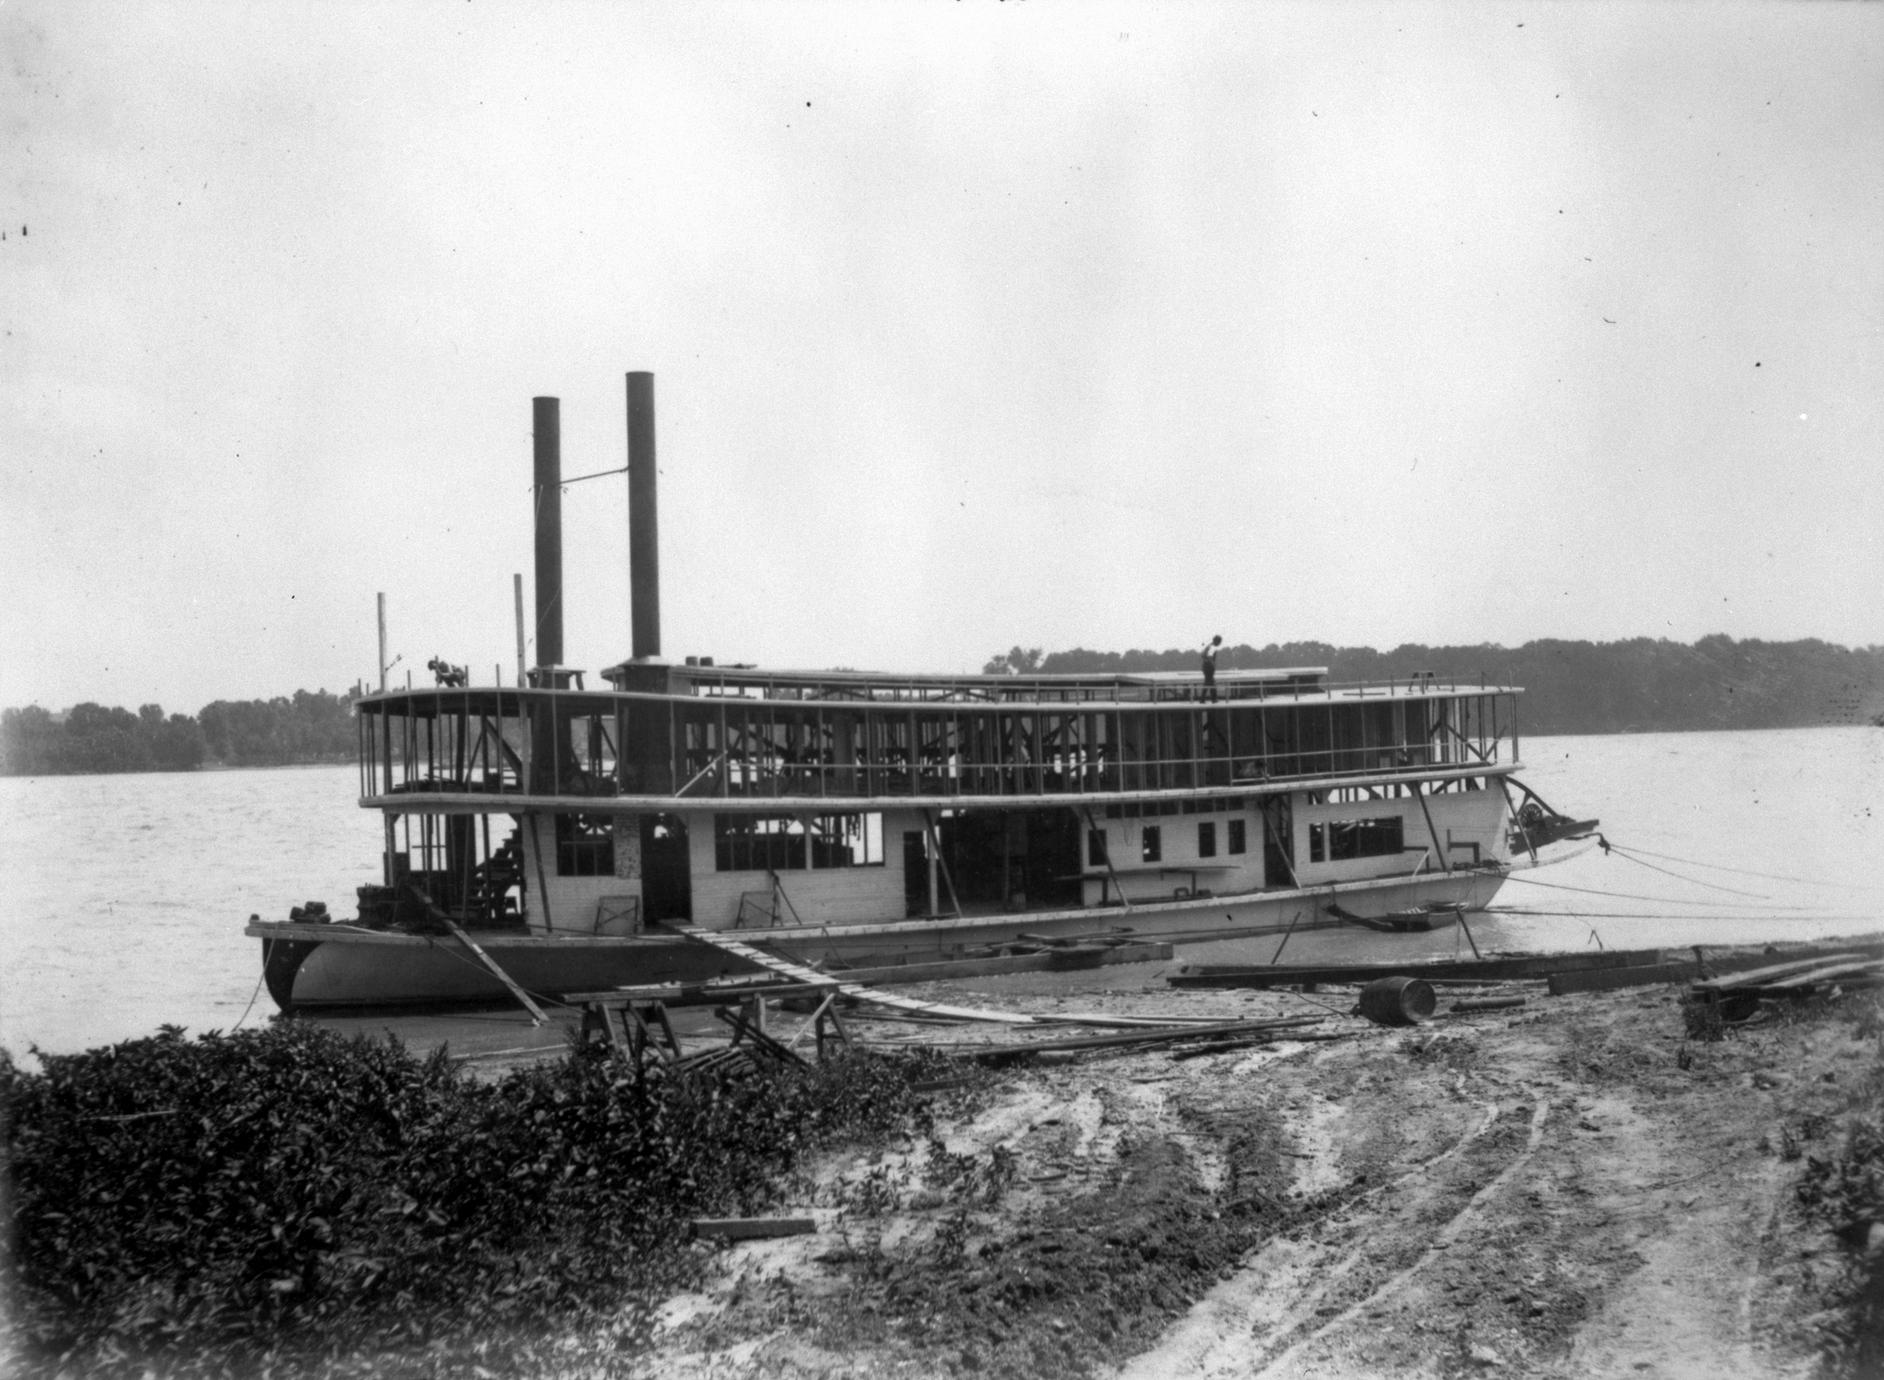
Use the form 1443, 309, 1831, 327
1115, 1080, 1519, 1379
1250, 1096, 1553, 1378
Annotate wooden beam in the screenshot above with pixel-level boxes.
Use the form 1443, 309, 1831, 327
832, 942, 1174, 986
443, 919, 547, 1024
692, 1217, 818, 1241
1690, 954, 1866, 993
1171, 948, 1668, 989
970, 1015, 1326, 1062
1548, 962, 1699, 996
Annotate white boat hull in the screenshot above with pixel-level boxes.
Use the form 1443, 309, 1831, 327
251, 865, 1512, 1010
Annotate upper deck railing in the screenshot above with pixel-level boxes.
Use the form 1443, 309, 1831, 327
355, 670, 1520, 808
648, 665, 1334, 704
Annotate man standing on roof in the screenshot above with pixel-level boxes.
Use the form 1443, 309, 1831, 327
1201, 634, 1223, 702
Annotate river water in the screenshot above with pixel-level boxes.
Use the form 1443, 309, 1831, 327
2, 727, 1880, 1060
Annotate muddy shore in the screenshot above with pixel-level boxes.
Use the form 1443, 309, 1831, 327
312, 950, 1878, 1378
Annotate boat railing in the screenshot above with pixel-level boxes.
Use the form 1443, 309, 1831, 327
358, 676, 1517, 804
355, 670, 1519, 714
677, 671, 1514, 705
365, 740, 1505, 804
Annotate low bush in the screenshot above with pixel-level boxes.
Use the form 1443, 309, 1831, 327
1, 1021, 935, 1377
1794, 1006, 1884, 1375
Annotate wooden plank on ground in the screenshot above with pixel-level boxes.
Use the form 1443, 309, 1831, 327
970, 1016, 1327, 1062
1548, 962, 1701, 996
1180, 948, 1665, 979
1170, 948, 1666, 989
565, 978, 838, 1008
833, 941, 1175, 986
714, 1006, 810, 1067
1690, 954, 1865, 993
1757, 959, 1884, 991
692, 1217, 818, 1241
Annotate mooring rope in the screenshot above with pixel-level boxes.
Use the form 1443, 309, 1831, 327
1601, 845, 1772, 899
231, 964, 268, 1031
1603, 842, 1884, 891
1487, 904, 1874, 924
1498, 871, 1828, 910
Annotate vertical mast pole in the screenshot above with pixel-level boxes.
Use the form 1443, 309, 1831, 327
532, 396, 563, 673
626, 371, 660, 659
513, 574, 527, 686
377, 592, 388, 692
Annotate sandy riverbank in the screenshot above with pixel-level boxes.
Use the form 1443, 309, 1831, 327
560, 955, 1874, 1379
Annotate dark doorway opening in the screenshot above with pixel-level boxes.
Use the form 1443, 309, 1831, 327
640, 813, 692, 923
1262, 796, 1295, 888
935, 809, 1085, 913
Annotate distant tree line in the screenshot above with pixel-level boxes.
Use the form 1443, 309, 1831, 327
0, 689, 359, 776
983, 635, 1884, 736
7, 635, 1881, 776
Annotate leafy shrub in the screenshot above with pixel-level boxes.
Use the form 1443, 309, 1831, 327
1794, 1005, 1884, 1375
1, 1022, 932, 1377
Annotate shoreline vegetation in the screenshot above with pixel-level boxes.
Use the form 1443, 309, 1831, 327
5, 958, 1884, 1377
3, 634, 1881, 778
0, 1025, 946, 1380
0, 690, 356, 777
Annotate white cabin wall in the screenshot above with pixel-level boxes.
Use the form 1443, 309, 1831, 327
1429, 786, 1509, 867
1083, 802, 1267, 906
686, 810, 912, 929
1294, 784, 1506, 886
520, 813, 645, 935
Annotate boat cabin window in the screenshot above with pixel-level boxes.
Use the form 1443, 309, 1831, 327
1198, 821, 1217, 858
1228, 817, 1247, 854
716, 815, 806, 871
713, 812, 883, 871
1308, 817, 1405, 864
1108, 797, 1241, 821
555, 813, 615, 876
1088, 829, 1108, 866
1141, 825, 1162, 863
810, 813, 884, 868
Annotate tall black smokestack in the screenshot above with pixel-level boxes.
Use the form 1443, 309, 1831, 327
626, 371, 660, 660
532, 396, 563, 670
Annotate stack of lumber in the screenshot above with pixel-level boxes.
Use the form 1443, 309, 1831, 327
966, 1015, 1329, 1065
1689, 952, 1884, 1019
1169, 943, 1884, 1001
1169, 949, 1663, 991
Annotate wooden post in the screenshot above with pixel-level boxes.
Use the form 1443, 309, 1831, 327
1498, 778, 1538, 864
443, 919, 547, 1024
1456, 909, 1484, 961
1270, 907, 1303, 964
1081, 805, 1132, 912
650, 1002, 683, 1058
1414, 788, 1453, 875
799, 992, 837, 1057
605, 1007, 633, 1063
926, 813, 940, 916
808, 994, 852, 1059
513, 573, 527, 687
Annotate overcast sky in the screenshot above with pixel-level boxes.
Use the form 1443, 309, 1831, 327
4, 1, 1880, 714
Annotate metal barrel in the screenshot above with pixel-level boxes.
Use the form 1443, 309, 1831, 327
1357, 975, 1437, 1026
